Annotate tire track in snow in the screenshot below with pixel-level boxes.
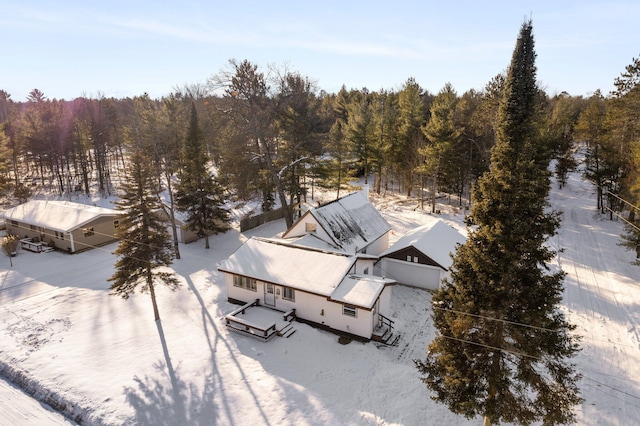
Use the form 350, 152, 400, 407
552, 172, 640, 421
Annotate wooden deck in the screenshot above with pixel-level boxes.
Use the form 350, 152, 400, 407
20, 238, 55, 253
225, 300, 296, 341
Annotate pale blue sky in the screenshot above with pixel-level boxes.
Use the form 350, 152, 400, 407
2, 1, 639, 101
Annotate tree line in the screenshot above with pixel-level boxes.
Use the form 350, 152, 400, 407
0, 58, 609, 228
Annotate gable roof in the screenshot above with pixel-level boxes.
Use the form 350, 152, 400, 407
218, 237, 394, 309
331, 274, 394, 308
3, 200, 119, 233
282, 233, 343, 253
380, 219, 466, 270
284, 191, 391, 253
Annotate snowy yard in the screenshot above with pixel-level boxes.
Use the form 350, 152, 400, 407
1, 168, 640, 425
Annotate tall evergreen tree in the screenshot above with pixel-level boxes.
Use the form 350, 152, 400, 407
415, 21, 582, 426
421, 83, 460, 212
175, 102, 230, 249
394, 78, 428, 196
574, 91, 608, 211
0, 124, 11, 196
109, 146, 179, 322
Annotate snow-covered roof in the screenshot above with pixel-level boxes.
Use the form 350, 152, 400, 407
331, 274, 395, 308
286, 191, 391, 253
283, 233, 344, 252
3, 200, 119, 233
218, 237, 392, 308
219, 237, 355, 296
380, 219, 466, 269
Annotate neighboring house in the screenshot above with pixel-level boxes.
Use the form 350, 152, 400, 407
282, 191, 391, 256
3, 200, 122, 254
218, 237, 396, 340
378, 219, 466, 290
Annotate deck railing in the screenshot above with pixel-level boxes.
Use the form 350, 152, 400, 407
225, 299, 278, 341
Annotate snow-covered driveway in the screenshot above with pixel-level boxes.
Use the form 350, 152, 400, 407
550, 171, 640, 423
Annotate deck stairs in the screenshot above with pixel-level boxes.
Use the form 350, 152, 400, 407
372, 313, 400, 346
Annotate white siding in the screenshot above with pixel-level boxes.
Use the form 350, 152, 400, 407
363, 232, 389, 256
354, 258, 376, 275
225, 274, 261, 302
224, 272, 378, 339
378, 286, 392, 318
285, 216, 333, 244
381, 258, 442, 290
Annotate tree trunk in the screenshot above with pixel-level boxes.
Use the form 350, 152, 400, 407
148, 271, 161, 321
259, 137, 293, 228
204, 234, 210, 249
163, 174, 181, 259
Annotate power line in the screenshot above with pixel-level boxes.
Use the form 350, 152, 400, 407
436, 332, 640, 406
605, 206, 640, 233
431, 304, 640, 350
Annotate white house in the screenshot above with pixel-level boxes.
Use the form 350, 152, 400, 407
218, 237, 396, 340
378, 219, 466, 290
282, 191, 391, 256
3, 200, 122, 254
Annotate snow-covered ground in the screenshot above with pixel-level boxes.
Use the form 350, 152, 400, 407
0, 377, 73, 425
1, 168, 639, 425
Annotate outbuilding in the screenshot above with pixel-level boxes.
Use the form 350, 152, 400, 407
378, 219, 466, 290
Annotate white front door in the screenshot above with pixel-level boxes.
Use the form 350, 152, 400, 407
264, 283, 276, 306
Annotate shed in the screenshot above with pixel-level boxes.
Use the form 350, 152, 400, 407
282, 191, 391, 256
3, 200, 122, 253
218, 237, 395, 340
378, 219, 466, 290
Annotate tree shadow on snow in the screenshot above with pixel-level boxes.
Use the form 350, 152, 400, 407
184, 274, 273, 426
124, 320, 218, 426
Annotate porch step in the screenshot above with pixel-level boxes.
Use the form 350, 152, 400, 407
388, 334, 400, 346
373, 329, 400, 346
284, 329, 297, 338
278, 324, 294, 337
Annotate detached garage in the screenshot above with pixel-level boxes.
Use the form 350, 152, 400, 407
378, 219, 466, 290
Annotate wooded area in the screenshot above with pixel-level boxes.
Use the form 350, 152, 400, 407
1, 56, 640, 252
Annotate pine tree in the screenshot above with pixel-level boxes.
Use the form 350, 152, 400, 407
394, 78, 428, 196
109, 146, 179, 322
574, 91, 607, 211
421, 83, 460, 212
415, 20, 582, 425
175, 102, 229, 249
0, 124, 11, 196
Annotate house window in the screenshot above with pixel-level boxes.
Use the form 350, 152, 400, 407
282, 286, 295, 301
113, 220, 120, 228
30, 224, 36, 231
363, 267, 369, 275
10, 220, 18, 226
413, 256, 419, 263
83, 227, 94, 237
343, 305, 357, 318
406, 255, 411, 262
233, 275, 257, 291
305, 222, 317, 232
